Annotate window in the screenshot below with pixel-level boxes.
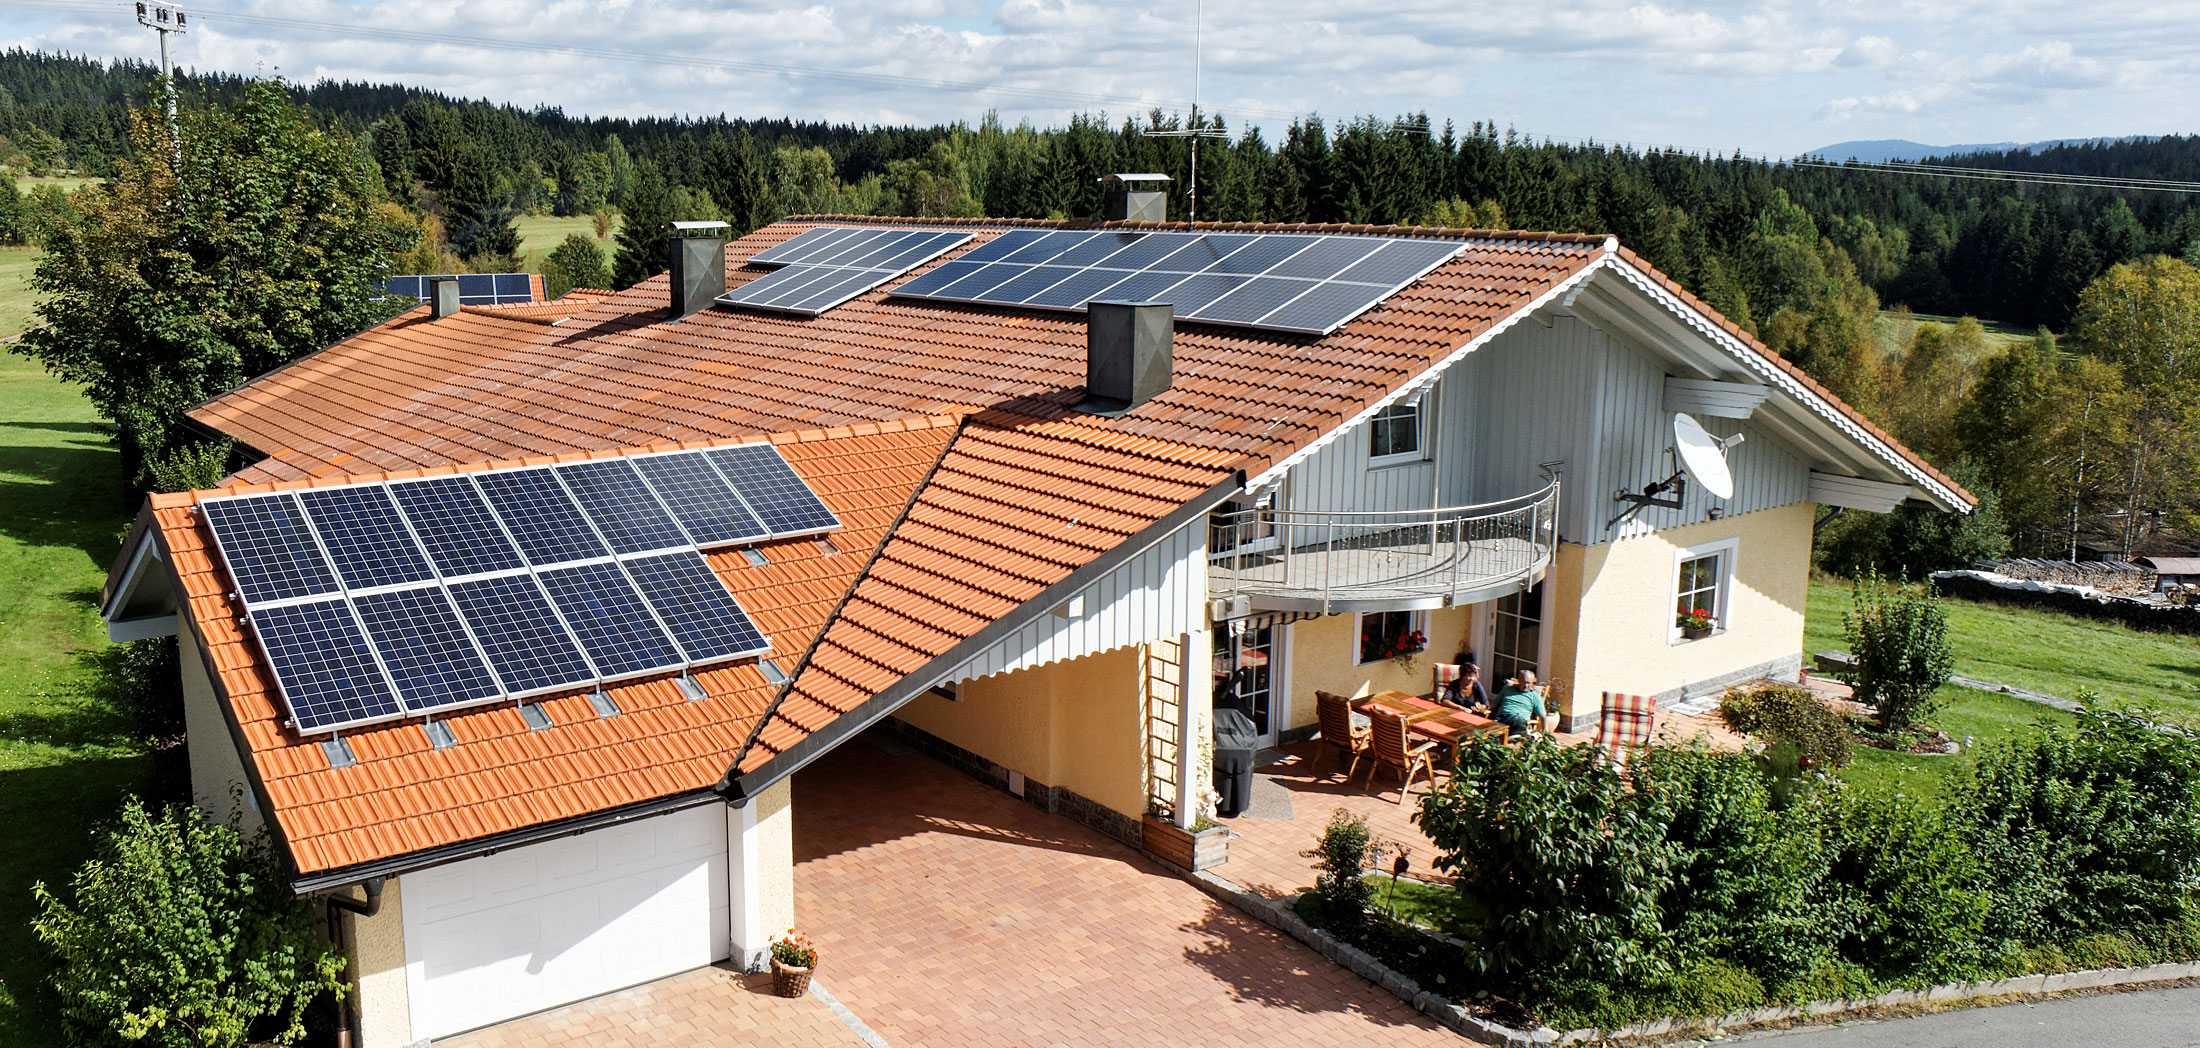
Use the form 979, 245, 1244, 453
1358, 610, 1427, 665
1368, 401, 1423, 465
1491, 581, 1542, 684
1671, 538, 1737, 641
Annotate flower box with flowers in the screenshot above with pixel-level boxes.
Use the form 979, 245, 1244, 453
1677, 607, 1717, 640
1361, 627, 1428, 670
768, 930, 817, 997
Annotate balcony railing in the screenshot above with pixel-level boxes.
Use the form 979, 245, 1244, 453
1208, 481, 1560, 615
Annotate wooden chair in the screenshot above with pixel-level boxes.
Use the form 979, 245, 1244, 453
1314, 690, 1369, 779
1364, 709, 1441, 804
1597, 691, 1658, 766
1430, 663, 1462, 703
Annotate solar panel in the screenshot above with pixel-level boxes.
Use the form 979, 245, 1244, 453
373, 272, 535, 305
718, 227, 972, 316
200, 494, 342, 606
248, 599, 403, 732
631, 452, 767, 546
352, 586, 503, 710
448, 574, 597, 696
297, 486, 436, 591
387, 476, 526, 579
706, 444, 841, 535
473, 468, 610, 567
537, 562, 685, 679
554, 459, 690, 555
889, 230, 1463, 336
623, 551, 770, 663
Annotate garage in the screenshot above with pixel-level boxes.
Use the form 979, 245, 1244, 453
402, 804, 731, 1041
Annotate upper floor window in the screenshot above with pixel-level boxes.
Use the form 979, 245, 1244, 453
1369, 401, 1423, 466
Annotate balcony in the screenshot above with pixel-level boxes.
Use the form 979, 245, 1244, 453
1207, 482, 1559, 615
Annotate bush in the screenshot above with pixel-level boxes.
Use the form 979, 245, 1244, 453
1842, 573, 1954, 732
543, 233, 611, 299
1718, 682, 1852, 770
1956, 702, 2200, 945
1825, 795, 1990, 984
106, 636, 186, 746
1417, 735, 1674, 994
32, 800, 345, 1047
1303, 809, 1377, 940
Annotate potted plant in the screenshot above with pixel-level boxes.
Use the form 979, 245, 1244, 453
768, 930, 817, 998
1678, 607, 1716, 640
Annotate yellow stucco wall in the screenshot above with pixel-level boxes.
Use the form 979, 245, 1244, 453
896, 644, 1148, 818
346, 878, 409, 1048
177, 614, 264, 838
1283, 606, 1472, 731
753, 779, 794, 938
1554, 502, 1812, 716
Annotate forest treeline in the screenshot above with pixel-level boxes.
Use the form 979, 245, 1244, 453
4, 50, 2197, 561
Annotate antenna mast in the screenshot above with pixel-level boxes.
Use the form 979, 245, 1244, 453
135, 3, 187, 158
1143, 0, 1227, 223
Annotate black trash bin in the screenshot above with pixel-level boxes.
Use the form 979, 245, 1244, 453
1212, 708, 1258, 818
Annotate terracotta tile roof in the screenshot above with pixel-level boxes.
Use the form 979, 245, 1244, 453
193, 218, 1608, 485
459, 287, 617, 323
144, 418, 960, 875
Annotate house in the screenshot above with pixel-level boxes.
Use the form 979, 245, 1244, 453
2136, 556, 2200, 593
101, 215, 1972, 1046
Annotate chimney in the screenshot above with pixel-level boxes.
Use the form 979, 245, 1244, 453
427, 276, 461, 320
1081, 300, 1173, 416
666, 220, 731, 320
1099, 173, 1171, 223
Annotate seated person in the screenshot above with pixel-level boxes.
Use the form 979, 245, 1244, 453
1494, 670, 1546, 736
1440, 652, 1491, 712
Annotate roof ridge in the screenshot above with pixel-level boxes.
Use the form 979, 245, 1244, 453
781, 213, 1611, 245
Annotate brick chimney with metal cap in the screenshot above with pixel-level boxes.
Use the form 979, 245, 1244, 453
1081, 300, 1173, 416
666, 220, 731, 320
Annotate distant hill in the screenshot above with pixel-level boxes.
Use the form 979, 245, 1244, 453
1810, 136, 2160, 164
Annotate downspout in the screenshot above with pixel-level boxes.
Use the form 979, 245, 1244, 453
324, 878, 386, 1048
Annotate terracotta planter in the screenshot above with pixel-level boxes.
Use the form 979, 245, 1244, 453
770, 957, 813, 998
1142, 814, 1229, 872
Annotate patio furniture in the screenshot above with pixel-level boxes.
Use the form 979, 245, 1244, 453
1364, 709, 1442, 804
1355, 689, 1447, 723
1314, 690, 1370, 779
1597, 691, 1658, 764
1212, 708, 1259, 817
1408, 707, 1504, 766
1431, 662, 1462, 703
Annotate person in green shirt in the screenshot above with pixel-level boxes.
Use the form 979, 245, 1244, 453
1495, 670, 1546, 736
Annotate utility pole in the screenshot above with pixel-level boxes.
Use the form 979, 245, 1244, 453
1143, 0, 1227, 223
135, 3, 187, 157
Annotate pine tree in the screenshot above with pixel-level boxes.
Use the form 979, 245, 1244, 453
444, 143, 520, 265
701, 129, 777, 235
611, 160, 674, 290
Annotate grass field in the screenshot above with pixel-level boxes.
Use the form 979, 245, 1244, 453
515, 213, 618, 273
0, 351, 143, 1046
10, 177, 93, 195
0, 246, 38, 340
1873, 310, 2038, 363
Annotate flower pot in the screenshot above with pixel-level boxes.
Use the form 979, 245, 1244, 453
770, 957, 813, 998
1681, 625, 1713, 640
1141, 814, 1229, 872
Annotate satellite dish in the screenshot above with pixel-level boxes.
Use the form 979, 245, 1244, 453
1672, 413, 1735, 501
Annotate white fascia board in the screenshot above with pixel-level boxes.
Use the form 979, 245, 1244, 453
1807, 471, 1914, 513
1663, 376, 1772, 419
103, 534, 178, 638
1247, 240, 1619, 492
1600, 258, 1971, 513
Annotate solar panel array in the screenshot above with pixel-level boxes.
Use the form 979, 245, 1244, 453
890, 230, 1464, 335
376, 273, 535, 305
716, 227, 973, 316
199, 444, 843, 735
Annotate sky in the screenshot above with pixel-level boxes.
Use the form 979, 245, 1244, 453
5, 0, 2194, 156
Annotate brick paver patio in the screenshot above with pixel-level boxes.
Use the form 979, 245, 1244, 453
793, 734, 1460, 1048
438, 964, 865, 1048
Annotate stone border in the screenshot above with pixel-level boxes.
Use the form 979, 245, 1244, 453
1179, 864, 2200, 1046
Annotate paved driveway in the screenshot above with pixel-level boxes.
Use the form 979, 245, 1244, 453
793, 734, 1460, 1048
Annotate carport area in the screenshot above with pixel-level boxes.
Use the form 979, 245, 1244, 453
792, 732, 1460, 1048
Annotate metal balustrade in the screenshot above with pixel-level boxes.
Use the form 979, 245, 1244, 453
1207, 481, 1559, 615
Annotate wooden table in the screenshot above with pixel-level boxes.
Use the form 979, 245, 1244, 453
1406, 708, 1505, 765
1354, 689, 1447, 722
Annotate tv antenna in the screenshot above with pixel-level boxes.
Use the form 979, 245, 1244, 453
1607, 413, 1744, 530
1142, 0, 1228, 224
135, 3, 187, 153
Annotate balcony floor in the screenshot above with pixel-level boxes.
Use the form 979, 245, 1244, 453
1210, 534, 1549, 613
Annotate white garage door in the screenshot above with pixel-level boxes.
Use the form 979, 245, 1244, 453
403, 804, 729, 1040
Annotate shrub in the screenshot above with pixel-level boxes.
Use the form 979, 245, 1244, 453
144, 439, 233, 493
1842, 573, 1954, 732
106, 636, 186, 746
32, 801, 345, 1047
1824, 794, 1990, 984
1417, 735, 1675, 994
1955, 701, 2200, 945
543, 233, 611, 299
1718, 682, 1852, 770
1303, 809, 1378, 940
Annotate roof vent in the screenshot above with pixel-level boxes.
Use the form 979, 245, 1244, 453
1081, 300, 1174, 417
667, 220, 730, 320
1099, 173, 1171, 223
428, 276, 461, 320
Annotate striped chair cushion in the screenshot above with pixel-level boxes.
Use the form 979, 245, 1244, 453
1432, 663, 1462, 686
1598, 692, 1658, 758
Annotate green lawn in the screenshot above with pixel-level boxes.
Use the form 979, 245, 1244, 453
1874, 310, 2038, 360
0, 351, 143, 1045
514, 213, 618, 272
10, 177, 93, 195
0, 246, 38, 340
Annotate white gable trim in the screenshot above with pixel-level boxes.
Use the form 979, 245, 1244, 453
1808, 471, 1914, 512
105, 535, 179, 642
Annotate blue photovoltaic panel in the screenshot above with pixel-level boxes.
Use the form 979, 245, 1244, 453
631, 452, 767, 546
537, 562, 684, 679
374, 272, 535, 305
249, 599, 403, 732
706, 444, 841, 535
624, 551, 770, 663
448, 575, 596, 695
473, 468, 610, 566
746, 225, 865, 265
352, 586, 503, 710
387, 476, 526, 578
719, 226, 972, 317
555, 459, 690, 555
297, 485, 436, 591
200, 494, 341, 606
889, 230, 1462, 336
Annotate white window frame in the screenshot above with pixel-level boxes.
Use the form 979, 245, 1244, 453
1670, 536, 1738, 644
1355, 609, 1429, 666
1367, 400, 1426, 468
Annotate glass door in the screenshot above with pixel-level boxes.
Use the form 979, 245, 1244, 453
1212, 622, 1281, 746
1490, 581, 1543, 688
